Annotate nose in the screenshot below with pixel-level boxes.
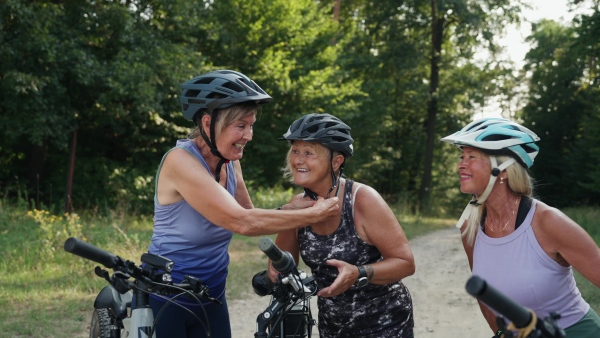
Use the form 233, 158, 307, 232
292, 152, 305, 164
457, 158, 467, 170
244, 126, 253, 141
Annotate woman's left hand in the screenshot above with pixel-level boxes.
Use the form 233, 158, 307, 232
317, 259, 357, 297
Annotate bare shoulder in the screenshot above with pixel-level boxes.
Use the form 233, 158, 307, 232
353, 183, 386, 207
531, 200, 575, 234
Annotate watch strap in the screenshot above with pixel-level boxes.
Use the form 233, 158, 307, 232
357, 265, 367, 279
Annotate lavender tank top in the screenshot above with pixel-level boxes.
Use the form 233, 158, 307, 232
472, 199, 589, 329
148, 139, 235, 299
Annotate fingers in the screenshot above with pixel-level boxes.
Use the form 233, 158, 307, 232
317, 259, 355, 297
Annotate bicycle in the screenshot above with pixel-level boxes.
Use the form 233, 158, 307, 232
63, 237, 220, 338
465, 275, 566, 338
252, 237, 317, 338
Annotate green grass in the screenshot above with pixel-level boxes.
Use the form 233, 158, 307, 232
0, 196, 598, 337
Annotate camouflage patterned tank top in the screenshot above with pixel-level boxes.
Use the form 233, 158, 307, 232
298, 179, 414, 338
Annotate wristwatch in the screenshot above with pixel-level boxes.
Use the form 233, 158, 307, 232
355, 265, 369, 288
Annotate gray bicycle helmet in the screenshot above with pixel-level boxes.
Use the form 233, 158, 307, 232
179, 70, 272, 182
180, 70, 272, 121
281, 113, 354, 158
441, 117, 540, 168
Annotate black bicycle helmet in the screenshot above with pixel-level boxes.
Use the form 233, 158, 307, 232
281, 113, 354, 158
179, 70, 272, 182
180, 70, 272, 121
282, 113, 353, 198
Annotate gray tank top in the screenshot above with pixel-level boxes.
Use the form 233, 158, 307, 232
473, 199, 589, 329
298, 179, 414, 337
149, 139, 235, 300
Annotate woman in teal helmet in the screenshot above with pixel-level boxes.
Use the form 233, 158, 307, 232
143, 70, 340, 338
441, 117, 600, 337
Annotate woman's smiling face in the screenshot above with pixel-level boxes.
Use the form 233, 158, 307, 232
215, 113, 256, 161
457, 146, 491, 196
289, 140, 331, 190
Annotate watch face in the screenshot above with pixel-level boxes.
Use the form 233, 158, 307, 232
356, 277, 368, 287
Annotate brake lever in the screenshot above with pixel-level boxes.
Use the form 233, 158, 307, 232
182, 275, 222, 306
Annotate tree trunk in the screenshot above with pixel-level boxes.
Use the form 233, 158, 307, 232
419, 0, 444, 209
28, 142, 48, 210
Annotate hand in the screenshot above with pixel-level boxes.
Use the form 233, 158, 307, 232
280, 193, 316, 210
316, 259, 357, 297
312, 196, 339, 222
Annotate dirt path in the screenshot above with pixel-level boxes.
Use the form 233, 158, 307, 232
228, 227, 492, 337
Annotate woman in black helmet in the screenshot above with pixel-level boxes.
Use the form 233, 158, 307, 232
267, 113, 416, 338
144, 71, 340, 338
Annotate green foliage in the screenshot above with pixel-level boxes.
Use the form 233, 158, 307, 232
2, 0, 599, 216
521, 3, 600, 207
27, 209, 85, 260
247, 184, 296, 209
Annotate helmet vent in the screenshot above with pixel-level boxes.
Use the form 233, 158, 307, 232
194, 77, 215, 85
522, 143, 537, 153
481, 134, 513, 141
467, 120, 487, 131
206, 92, 228, 100
306, 125, 320, 134
221, 82, 245, 93
184, 89, 201, 98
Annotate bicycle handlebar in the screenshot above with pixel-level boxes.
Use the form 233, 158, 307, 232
259, 237, 295, 275
64, 237, 120, 269
255, 237, 316, 338
64, 237, 220, 304
466, 275, 531, 328
466, 275, 566, 338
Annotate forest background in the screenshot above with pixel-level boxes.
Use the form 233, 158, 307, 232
1, 0, 600, 217
2, 0, 600, 336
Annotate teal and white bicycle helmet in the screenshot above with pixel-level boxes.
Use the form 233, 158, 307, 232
441, 117, 540, 168
442, 118, 541, 227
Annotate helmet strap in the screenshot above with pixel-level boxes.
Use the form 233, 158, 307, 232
329, 152, 346, 198
214, 158, 229, 183
199, 111, 230, 183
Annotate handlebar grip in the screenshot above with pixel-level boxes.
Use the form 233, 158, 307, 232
258, 237, 295, 275
64, 237, 119, 269
466, 275, 532, 329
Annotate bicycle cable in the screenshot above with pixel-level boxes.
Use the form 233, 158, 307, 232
131, 282, 211, 338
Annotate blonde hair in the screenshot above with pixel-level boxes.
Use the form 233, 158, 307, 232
462, 155, 535, 245
188, 101, 259, 139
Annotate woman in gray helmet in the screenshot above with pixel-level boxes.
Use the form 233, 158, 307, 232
441, 117, 600, 337
144, 71, 339, 338
267, 113, 416, 338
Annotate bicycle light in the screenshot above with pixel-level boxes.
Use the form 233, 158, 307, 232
252, 270, 276, 296
141, 253, 174, 272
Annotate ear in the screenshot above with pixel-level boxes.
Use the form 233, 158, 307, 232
201, 114, 212, 136
332, 153, 345, 172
